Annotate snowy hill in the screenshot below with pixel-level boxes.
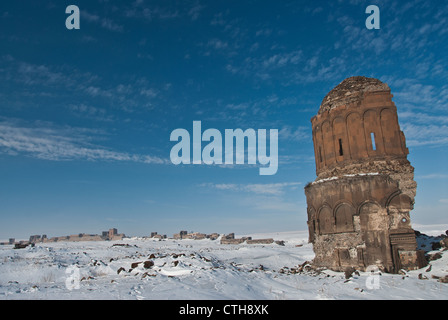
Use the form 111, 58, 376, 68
0, 226, 447, 300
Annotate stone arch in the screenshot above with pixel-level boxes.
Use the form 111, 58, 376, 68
346, 111, 368, 160
358, 201, 385, 227
363, 109, 384, 156
313, 125, 324, 171
380, 108, 402, 156
358, 201, 392, 269
387, 193, 413, 211
357, 200, 381, 215
321, 120, 335, 166
386, 192, 414, 229
334, 203, 355, 233
318, 206, 334, 235
332, 116, 349, 162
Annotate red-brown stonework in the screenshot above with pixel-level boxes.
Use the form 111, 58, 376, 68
304, 76, 426, 273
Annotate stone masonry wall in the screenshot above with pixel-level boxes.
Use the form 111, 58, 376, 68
304, 76, 425, 273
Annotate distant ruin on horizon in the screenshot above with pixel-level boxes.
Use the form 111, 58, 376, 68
1, 228, 126, 247
1, 228, 279, 248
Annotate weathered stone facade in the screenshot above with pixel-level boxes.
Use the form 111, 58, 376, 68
304, 76, 426, 273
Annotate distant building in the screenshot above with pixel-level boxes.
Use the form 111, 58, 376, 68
220, 233, 251, 244
29, 235, 41, 243
152, 234, 167, 239
19, 227, 125, 244
208, 233, 219, 240
108, 228, 118, 239
183, 232, 207, 240
173, 230, 188, 239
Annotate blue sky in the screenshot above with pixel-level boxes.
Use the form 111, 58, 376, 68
1, 0, 447, 239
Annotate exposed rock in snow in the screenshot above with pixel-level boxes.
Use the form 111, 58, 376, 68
0, 227, 447, 300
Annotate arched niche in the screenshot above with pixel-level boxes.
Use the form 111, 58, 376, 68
387, 193, 414, 229
313, 125, 324, 171
380, 108, 402, 156
322, 121, 335, 166
318, 206, 334, 235
363, 109, 383, 155
387, 193, 413, 211
346, 112, 367, 159
332, 116, 349, 162
335, 203, 355, 233
359, 201, 384, 231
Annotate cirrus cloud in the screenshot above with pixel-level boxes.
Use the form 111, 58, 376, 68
0, 119, 166, 164
200, 182, 301, 196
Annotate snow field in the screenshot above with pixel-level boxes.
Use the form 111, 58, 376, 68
0, 227, 447, 300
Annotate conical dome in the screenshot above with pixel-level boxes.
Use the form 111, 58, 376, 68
318, 76, 390, 114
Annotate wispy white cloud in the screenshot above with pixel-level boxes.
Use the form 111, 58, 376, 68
1, 55, 98, 90
188, 2, 205, 21
207, 38, 228, 50
200, 182, 303, 214
399, 111, 448, 125
380, 76, 448, 148
262, 50, 302, 68
123, 0, 202, 21
0, 56, 169, 115
82, 10, 124, 32
279, 126, 309, 142
401, 123, 448, 147
416, 174, 448, 180
16, 62, 69, 86
0, 119, 166, 164
392, 81, 448, 112
200, 182, 301, 196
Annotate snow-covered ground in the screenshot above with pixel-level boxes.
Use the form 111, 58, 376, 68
0, 226, 447, 300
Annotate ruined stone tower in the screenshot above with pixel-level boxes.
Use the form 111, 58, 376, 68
304, 76, 426, 273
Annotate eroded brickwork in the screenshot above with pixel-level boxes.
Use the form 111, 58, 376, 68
305, 76, 426, 273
